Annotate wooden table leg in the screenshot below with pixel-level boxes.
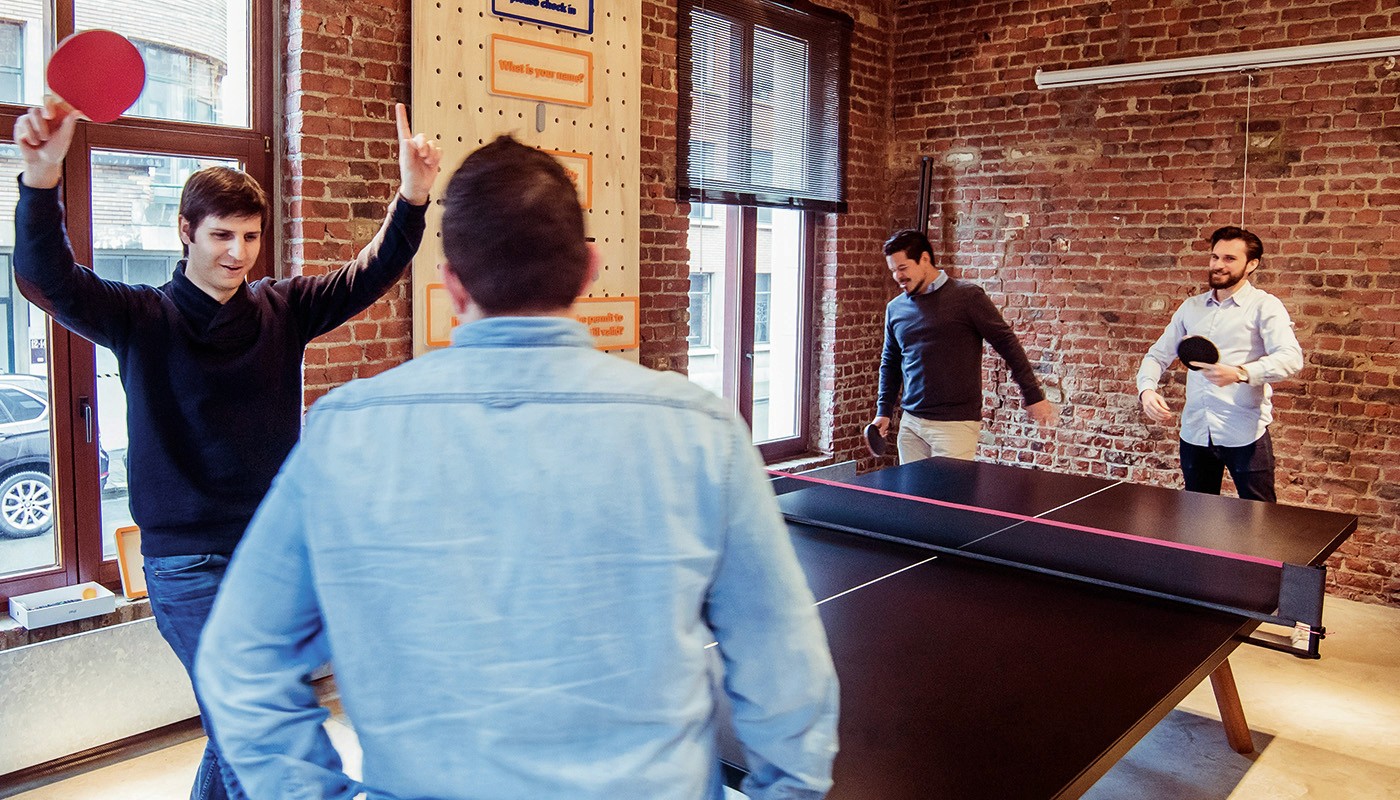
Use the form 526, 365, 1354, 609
1209, 658, 1254, 754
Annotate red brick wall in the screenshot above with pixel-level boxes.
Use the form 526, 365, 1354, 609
284, 0, 1397, 606
815, 0, 899, 468
639, 0, 692, 373
886, 0, 1400, 605
285, 0, 414, 405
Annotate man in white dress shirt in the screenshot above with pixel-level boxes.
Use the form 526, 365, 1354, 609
1136, 226, 1303, 502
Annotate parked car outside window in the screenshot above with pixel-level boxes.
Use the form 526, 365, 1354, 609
0, 374, 108, 538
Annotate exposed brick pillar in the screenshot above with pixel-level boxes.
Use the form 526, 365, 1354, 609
285, 0, 415, 405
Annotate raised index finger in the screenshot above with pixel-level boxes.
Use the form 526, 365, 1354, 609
394, 102, 411, 141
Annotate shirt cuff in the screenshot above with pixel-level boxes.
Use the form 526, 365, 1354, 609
1238, 363, 1254, 385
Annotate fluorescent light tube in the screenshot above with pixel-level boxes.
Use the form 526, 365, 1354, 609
1036, 35, 1400, 89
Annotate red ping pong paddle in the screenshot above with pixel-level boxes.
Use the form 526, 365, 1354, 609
864, 422, 887, 458
46, 30, 146, 124
1177, 335, 1219, 370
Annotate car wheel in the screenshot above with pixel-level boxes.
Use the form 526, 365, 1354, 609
0, 470, 54, 539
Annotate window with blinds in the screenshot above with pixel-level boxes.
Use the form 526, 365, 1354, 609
678, 0, 851, 213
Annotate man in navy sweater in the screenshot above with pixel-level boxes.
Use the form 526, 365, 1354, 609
12, 99, 441, 800
871, 229, 1056, 463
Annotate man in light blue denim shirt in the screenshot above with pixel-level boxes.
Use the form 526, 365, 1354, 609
194, 136, 838, 800
1137, 226, 1303, 502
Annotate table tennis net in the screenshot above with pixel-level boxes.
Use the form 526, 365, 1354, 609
771, 474, 1325, 633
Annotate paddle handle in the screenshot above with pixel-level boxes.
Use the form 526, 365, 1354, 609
42, 95, 83, 122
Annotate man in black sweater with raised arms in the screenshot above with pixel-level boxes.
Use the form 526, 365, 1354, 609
871, 229, 1056, 463
12, 99, 441, 800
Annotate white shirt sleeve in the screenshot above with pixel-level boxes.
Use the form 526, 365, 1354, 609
1240, 295, 1303, 385
1136, 305, 1188, 394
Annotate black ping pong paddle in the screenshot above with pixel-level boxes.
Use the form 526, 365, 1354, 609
1177, 335, 1219, 370
864, 422, 887, 457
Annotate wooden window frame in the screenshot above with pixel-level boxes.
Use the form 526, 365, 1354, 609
0, 0, 275, 605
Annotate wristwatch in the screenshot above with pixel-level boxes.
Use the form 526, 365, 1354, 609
1235, 365, 1249, 383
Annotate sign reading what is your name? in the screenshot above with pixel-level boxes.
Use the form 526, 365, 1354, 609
489, 34, 593, 107
493, 0, 594, 34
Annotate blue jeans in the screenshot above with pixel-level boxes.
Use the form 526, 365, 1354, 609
1179, 430, 1276, 503
144, 553, 249, 800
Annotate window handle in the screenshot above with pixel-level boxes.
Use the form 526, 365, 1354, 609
79, 397, 94, 444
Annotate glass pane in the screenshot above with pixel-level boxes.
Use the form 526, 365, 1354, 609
0, 12, 43, 106
752, 27, 810, 196
75, 0, 252, 127
0, 144, 60, 578
686, 203, 727, 400
751, 209, 802, 444
91, 150, 240, 560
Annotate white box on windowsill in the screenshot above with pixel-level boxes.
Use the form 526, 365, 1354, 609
8, 582, 117, 630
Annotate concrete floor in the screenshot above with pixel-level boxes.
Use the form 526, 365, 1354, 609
8, 596, 1400, 799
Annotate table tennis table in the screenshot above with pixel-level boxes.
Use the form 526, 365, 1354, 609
718, 456, 1358, 799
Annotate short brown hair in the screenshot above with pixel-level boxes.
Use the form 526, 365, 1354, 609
441, 136, 589, 314
883, 229, 934, 264
179, 167, 268, 234
1210, 226, 1263, 263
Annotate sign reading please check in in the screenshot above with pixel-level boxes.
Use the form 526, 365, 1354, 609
492, 0, 594, 34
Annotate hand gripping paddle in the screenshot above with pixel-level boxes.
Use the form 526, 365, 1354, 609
46, 30, 146, 123
864, 422, 887, 458
1177, 335, 1219, 371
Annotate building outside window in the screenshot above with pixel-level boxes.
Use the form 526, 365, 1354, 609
687, 272, 712, 348
0, 21, 23, 104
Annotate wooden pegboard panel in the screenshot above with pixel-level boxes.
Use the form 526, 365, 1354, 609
411, 0, 641, 356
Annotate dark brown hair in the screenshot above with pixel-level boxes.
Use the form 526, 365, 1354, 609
441, 136, 589, 314
179, 166, 268, 234
883, 229, 935, 264
1210, 226, 1264, 263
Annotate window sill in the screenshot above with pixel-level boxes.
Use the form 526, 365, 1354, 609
765, 452, 838, 473
0, 595, 152, 654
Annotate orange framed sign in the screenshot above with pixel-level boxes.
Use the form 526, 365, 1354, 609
425, 282, 460, 348
572, 296, 639, 349
489, 34, 593, 107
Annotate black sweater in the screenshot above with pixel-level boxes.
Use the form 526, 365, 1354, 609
877, 278, 1045, 421
14, 182, 426, 556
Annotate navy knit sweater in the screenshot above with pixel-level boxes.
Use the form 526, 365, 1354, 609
877, 278, 1045, 421
13, 182, 426, 556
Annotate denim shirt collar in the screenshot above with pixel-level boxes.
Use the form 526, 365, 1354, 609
450, 315, 595, 349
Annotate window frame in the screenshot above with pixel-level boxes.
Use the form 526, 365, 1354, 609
686, 201, 814, 462
0, 0, 275, 604
679, 0, 836, 462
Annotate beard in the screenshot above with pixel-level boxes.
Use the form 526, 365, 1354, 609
1209, 269, 1244, 290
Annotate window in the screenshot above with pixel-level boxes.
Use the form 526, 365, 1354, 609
678, 0, 850, 212
679, 0, 847, 459
132, 41, 223, 125
687, 272, 712, 348
754, 272, 771, 345
0, 21, 23, 104
685, 204, 811, 454
0, 0, 274, 602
